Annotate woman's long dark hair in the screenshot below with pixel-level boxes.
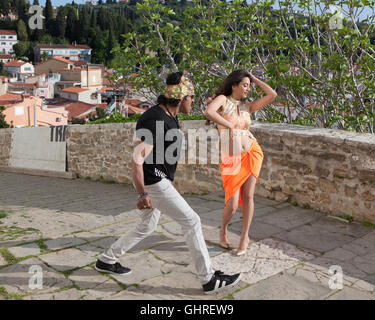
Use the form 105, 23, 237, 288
215, 69, 252, 97
157, 72, 184, 107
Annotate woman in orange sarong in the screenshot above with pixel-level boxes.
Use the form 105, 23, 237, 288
204, 70, 277, 256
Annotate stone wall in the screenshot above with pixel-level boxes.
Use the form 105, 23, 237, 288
0, 128, 12, 167
66, 120, 375, 224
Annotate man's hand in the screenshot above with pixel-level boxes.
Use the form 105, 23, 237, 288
137, 195, 154, 210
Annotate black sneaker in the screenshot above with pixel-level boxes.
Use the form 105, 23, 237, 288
95, 259, 132, 275
202, 270, 241, 294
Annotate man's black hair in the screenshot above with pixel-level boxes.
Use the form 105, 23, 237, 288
157, 72, 184, 107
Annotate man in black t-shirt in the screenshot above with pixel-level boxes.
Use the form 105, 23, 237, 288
96, 72, 241, 294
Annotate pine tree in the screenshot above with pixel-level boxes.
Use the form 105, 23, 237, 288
65, 7, 78, 40
33, 0, 39, 5
78, 7, 90, 43
98, 7, 108, 30
55, 7, 66, 39
44, 0, 54, 31
17, 20, 28, 41
98, 0, 103, 5
107, 24, 116, 61
90, 9, 97, 28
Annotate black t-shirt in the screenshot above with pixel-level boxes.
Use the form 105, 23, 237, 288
135, 105, 183, 185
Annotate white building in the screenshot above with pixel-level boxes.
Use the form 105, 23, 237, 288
0, 30, 18, 54
3, 60, 35, 81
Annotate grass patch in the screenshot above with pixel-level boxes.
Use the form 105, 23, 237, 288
0, 211, 7, 219
60, 269, 75, 277
362, 221, 375, 229
221, 293, 234, 300
59, 286, 72, 291
303, 203, 311, 209
0, 286, 25, 300
292, 202, 298, 206
96, 176, 117, 184
0, 225, 39, 242
339, 215, 354, 223
6, 293, 24, 300
34, 239, 48, 253
85, 176, 91, 180
0, 248, 17, 265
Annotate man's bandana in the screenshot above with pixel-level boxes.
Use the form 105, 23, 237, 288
165, 76, 195, 100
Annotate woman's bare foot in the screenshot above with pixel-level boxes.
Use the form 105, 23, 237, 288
220, 228, 230, 249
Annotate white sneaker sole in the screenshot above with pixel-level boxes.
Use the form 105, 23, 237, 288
95, 265, 132, 276
203, 273, 242, 294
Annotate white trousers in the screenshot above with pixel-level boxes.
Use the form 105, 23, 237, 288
99, 178, 215, 284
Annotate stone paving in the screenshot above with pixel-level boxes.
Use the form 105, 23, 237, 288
0, 171, 375, 300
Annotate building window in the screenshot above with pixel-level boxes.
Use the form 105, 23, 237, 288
0, 36, 5, 39
9, 36, 13, 39
24, 67, 32, 71
15, 106, 24, 116
1, 42, 6, 45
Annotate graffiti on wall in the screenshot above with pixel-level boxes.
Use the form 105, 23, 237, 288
50, 125, 67, 142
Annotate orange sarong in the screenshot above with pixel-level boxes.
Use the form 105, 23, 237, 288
220, 140, 264, 207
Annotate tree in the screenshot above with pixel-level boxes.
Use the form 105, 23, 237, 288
44, 0, 54, 31
41, 51, 51, 62
14, 0, 28, 21
0, 0, 10, 17
33, 0, 39, 5
98, 0, 103, 5
107, 24, 116, 61
71, 117, 85, 124
0, 106, 11, 129
53, 7, 66, 38
13, 41, 30, 58
17, 20, 28, 41
88, 107, 107, 121
90, 9, 98, 28
65, 7, 78, 40
113, 0, 375, 133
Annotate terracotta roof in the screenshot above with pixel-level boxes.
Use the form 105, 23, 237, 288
62, 86, 88, 93
4, 60, 29, 67
127, 105, 146, 114
0, 93, 23, 105
36, 43, 91, 50
65, 101, 104, 120
98, 87, 114, 93
125, 99, 142, 107
53, 57, 72, 64
0, 54, 12, 59
0, 30, 17, 35
8, 82, 36, 88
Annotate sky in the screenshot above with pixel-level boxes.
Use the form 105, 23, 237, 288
35, 0, 374, 21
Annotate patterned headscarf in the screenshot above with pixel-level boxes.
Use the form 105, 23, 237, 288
165, 76, 195, 100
